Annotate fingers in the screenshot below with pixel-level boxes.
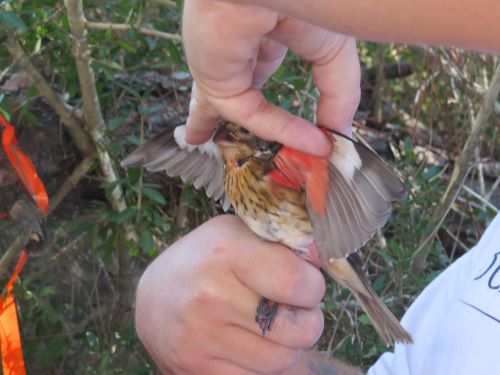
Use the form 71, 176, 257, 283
313, 37, 360, 137
225, 218, 326, 308
185, 83, 221, 145
212, 325, 302, 374
233, 298, 325, 349
186, 84, 331, 155
271, 17, 361, 136
210, 89, 332, 156
205, 215, 325, 347
252, 36, 288, 88
136, 215, 325, 375
206, 359, 263, 375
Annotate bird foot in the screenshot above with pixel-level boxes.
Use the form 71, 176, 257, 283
255, 297, 279, 336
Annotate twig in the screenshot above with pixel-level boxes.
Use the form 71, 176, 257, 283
485, 174, 500, 201
48, 155, 96, 214
148, 0, 177, 7
0, 59, 17, 84
85, 21, 181, 42
462, 184, 499, 213
175, 188, 189, 228
436, 48, 486, 99
373, 44, 386, 123
0, 233, 30, 277
4, 36, 94, 155
443, 227, 470, 254
64, 0, 128, 214
411, 62, 500, 273
0, 157, 94, 274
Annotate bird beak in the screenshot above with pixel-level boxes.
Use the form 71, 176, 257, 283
213, 125, 235, 148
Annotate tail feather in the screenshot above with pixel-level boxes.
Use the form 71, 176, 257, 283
323, 256, 413, 347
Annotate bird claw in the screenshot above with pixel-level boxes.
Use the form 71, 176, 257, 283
255, 298, 279, 336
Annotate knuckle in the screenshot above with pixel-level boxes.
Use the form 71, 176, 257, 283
347, 88, 361, 108
192, 282, 224, 309
312, 274, 327, 304
275, 260, 303, 301
300, 308, 324, 347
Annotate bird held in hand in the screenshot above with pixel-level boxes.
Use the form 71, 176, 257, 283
122, 122, 413, 346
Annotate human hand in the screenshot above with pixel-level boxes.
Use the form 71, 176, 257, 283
135, 215, 326, 374
182, 0, 360, 156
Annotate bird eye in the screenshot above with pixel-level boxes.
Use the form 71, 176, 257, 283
239, 127, 250, 135
237, 158, 247, 167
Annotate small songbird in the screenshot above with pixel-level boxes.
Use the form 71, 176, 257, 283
122, 122, 413, 346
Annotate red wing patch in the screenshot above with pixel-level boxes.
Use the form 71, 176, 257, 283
269, 146, 329, 214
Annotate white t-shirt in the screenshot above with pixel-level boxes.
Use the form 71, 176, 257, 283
369, 214, 500, 375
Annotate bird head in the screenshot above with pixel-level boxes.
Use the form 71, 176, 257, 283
213, 122, 280, 171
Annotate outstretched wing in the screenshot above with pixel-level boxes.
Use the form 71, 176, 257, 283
307, 130, 406, 261
121, 124, 231, 211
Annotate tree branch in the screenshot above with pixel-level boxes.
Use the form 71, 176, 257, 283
64, 0, 128, 214
4, 36, 94, 155
411, 62, 500, 273
0, 234, 30, 277
85, 21, 181, 42
148, 0, 177, 8
48, 155, 95, 215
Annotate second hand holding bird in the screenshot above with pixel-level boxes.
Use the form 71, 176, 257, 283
123, 122, 412, 346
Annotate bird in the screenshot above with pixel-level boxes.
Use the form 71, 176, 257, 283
121, 122, 413, 346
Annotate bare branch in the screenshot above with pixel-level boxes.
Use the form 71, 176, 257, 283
148, 0, 177, 8
85, 21, 181, 42
411, 62, 500, 273
4, 36, 94, 155
462, 184, 499, 213
65, 0, 128, 214
0, 234, 29, 277
372, 44, 386, 123
436, 48, 487, 100
48, 155, 95, 214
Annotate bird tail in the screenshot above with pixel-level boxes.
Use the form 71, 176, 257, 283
323, 255, 413, 347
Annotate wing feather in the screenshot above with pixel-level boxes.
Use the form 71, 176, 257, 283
308, 130, 405, 261
121, 124, 231, 210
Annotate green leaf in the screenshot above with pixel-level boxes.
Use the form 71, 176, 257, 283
142, 187, 167, 205
139, 230, 155, 254
358, 314, 371, 325
0, 106, 11, 121
108, 116, 127, 130
165, 40, 184, 65
106, 207, 138, 224
86, 331, 100, 352
0, 11, 27, 31
116, 39, 137, 53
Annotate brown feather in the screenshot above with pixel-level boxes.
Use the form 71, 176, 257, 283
323, 256, 413, 347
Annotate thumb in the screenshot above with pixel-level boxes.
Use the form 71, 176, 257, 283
185, 82, 221, 145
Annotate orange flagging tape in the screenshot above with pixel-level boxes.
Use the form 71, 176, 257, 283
1, 113, 49, 374
0, 114, 49, 215
0, 251, 28, 375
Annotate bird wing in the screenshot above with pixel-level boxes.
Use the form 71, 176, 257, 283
306, 130, 406, 260
121, 124, 231, 211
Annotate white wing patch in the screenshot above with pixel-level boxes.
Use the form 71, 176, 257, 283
329, 134, 362, 182
123, 124, 231, 211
